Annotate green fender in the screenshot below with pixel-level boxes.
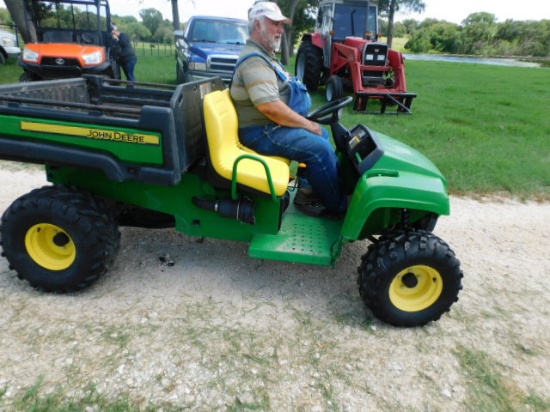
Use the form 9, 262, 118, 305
341, 169, 451, 240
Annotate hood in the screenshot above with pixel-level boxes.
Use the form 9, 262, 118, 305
189, 42, 244, 59
23, 43, 106, 66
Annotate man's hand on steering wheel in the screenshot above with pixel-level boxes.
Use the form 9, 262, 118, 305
306, 96, 353, 125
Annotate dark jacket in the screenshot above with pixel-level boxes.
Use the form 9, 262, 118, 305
114, 33, 136, 63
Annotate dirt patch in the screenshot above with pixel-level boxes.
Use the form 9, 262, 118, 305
0, 166, 549, 411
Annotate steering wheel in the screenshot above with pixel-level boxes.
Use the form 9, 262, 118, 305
80, 33, 94, 44
306, 96, 353, 125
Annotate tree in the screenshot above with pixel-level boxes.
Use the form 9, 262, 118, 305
140, 8, 164, 37
171, 0, 180, 30
153, 21, 174, 44
0, 8, 14, 24
278, 0, 319, 64
459, 12, 497, 54
124, 21, 151, 42
378, 0, 425, 48
4, 0, 36, 42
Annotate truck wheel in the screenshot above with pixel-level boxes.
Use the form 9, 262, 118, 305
0, 185, 121, 292
176, 61, 184, 83
295, 41, 323, 91
326, 75, 343, 102
0, 52, 6, 65
19, 71, 39, 82
357, 230, 463, 327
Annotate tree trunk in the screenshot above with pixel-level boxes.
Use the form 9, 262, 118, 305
280, 0, 299, 65
4, 0, 36, 43
171, 0, 180, 31
386, 0, 396, 49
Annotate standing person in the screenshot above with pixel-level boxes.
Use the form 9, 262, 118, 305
230, 1, 347, 219
111, 25, 138, 82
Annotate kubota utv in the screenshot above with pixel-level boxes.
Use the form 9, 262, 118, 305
296, 0, 416, 114
18, 0, 118, 81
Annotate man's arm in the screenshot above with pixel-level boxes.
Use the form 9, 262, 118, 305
257, 100, 322, 136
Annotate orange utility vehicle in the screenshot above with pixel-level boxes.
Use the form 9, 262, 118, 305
18, 0, 118, 81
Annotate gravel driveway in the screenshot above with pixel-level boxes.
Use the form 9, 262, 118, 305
1, 165, 549, 411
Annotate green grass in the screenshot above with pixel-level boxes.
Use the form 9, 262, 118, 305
330, 60, 550, 200
1, 55, 549, 200
454, 346, 550, 412
2, 379, 178, 412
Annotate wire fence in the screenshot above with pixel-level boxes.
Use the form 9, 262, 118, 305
133, 42, 175, 57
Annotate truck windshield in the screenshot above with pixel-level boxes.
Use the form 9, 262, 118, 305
190, 20, 248, 44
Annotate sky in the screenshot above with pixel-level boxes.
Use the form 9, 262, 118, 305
109, 0, 550, 24
2, 0, 550, 25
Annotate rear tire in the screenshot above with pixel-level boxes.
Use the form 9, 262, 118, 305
295, 41, 323, 91
0, 52, 6, 65
357, 230, 463, 327
0, 185, 121, 292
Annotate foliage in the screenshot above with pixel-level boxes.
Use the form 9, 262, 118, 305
0, 8, 13, 24
378, 0, 425, 15
139, 8, 164, 36
123, 22, 152, 42
403, 13, 550, 56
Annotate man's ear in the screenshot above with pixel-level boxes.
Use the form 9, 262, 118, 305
254, 19, 262, 32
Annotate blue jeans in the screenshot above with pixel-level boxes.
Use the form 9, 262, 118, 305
240, 124, 347, 214
120, 57, 137, 81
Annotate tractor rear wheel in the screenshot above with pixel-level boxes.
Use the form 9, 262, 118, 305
357, 230, 463, 327
295, 41, 323, 92
0, 185, 121, 292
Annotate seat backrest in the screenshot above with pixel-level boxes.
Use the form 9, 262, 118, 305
203, 89, 239, 176
202, 89, 290, 197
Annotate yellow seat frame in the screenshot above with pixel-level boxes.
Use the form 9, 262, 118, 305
203, 89, 290, 198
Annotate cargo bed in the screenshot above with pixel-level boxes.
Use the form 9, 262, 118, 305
0, 76, 225, 185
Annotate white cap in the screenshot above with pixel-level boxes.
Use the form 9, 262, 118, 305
249, 1, 292, 24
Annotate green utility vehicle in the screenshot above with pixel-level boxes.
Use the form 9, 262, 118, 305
0, 76, 462, 327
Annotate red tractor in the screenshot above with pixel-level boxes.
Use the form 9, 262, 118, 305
295, 0, 416, 114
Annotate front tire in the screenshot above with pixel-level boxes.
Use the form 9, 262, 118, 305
1, 185, 121, 292
357, 230, 463, 327
19, 71, 39, 82
326, 75, 343, 102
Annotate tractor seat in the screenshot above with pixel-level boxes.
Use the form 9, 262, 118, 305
203, 89, 290, 197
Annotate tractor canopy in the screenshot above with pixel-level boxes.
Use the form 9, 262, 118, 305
317, 0, 380, 42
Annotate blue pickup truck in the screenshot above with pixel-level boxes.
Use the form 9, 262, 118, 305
175, 16, 248, 86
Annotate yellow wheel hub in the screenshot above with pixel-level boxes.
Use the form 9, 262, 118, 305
389, 265, 443, 312
25, 223, 76, 271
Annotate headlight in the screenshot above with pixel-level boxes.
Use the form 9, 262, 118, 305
22, 47, 40, 63
189, 62, 207, 71
82, 51, 103, 65
1, 36, 15, 47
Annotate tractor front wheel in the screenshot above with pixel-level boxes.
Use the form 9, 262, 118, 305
357, 230, 463, 327
326, 75, 343, 102
295, 41, 323, 92
0, 185, 121, 292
